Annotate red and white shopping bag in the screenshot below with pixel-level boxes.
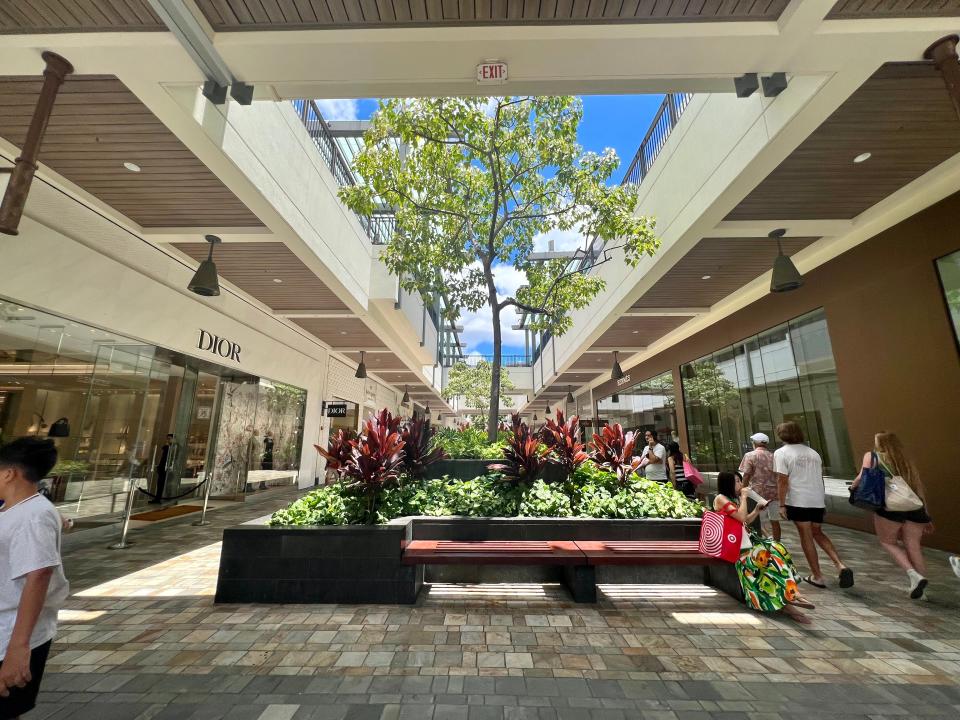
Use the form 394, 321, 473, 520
698, 511, 743, 563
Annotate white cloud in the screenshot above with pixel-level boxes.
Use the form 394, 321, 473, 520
315, 99, 359, 121
454, 262, 528, 356
532, 227, 587, 254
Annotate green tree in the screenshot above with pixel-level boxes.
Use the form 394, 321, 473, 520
340, 96, 658, 440
684, 360, 739, 409
441, 360, 515, 420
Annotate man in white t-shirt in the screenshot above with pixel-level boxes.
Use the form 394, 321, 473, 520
773, 421, 853, 590
0, 437, 69, 719
639, 429, 667, 482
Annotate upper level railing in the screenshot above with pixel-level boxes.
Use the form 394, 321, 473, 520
442, 353, 531, 368
291, 99, 395, 245
621, 93, 693, 187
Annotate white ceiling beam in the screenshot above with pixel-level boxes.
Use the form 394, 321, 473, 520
711, 219, 854, 237
144, 228, 278, 241
276, 310, 356, 318
622, 308, 708, 317
583, 347, 647, 353
333, 348, 395, 353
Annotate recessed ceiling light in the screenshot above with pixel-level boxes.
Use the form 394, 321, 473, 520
123, 161, 141, 172
853, 152, 871, 164
272, 278, 283, 283
340, 330, 347, 335
701, 275, 712, 280
632, 330, 639, 334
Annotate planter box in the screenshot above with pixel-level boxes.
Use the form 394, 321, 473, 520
215, 523, 421, 604
215, 515, 741, 605
431, 458, 494, 480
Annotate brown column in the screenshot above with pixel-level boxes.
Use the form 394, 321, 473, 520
0, 51, 74, 236
925, 34, 960, 121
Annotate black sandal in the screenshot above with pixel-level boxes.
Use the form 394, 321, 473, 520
839, 568, 854, 589
803, 575, 826, 589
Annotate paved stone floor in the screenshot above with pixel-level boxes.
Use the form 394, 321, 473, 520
28, 491, 960, 719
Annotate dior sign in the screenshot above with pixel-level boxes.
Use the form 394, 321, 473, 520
198, 329, 241, 363
616, 374, 631, 387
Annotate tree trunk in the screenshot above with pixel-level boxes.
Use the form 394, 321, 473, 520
488, 302, 502, 443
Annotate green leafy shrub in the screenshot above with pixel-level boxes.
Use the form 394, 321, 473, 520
518, 479, 573, 517
579, 478, 703, 520
269, 460, 703, 526
269, 485, 353, 526
439, 475, 518, 517
432, 426, 504, 459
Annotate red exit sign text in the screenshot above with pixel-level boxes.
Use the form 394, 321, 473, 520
476, 61, 508, 85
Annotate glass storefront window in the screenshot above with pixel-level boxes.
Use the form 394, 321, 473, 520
596, 370, 678, 444
0, 298, 308, 520
680, 308, 856, 485
936, 249, 960, 351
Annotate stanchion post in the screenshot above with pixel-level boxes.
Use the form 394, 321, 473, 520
108, 477, 140, 550
192, 470, 215, 526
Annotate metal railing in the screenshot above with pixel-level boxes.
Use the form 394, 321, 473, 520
443, 353, 531, 368
291, 98, 394, 245
621, 93, 693, 187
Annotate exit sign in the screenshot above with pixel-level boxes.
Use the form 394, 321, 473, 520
476, 61, 508, 85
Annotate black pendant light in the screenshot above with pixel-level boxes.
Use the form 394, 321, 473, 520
545, 405, 551, 415
611, 350, 624, 380
188, 234, 222, 297
425, 403, 430, 416
401, 385, 410, 404
769, 228, 803, 293
437, 412, 442, 421
355, 351, 367, 379
566, 386, 575, 403
533, 413, 538, 421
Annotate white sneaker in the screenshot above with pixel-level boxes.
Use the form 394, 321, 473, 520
950, 556, 960, 580
907, 568, 928, 600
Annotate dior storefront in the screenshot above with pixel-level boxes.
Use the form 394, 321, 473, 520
0, 297, 307, 526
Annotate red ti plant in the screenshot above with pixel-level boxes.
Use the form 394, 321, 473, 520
542, 410, 589, 477
400, 416, 447, 478
343, 408, 406, 524
488, 412, 549, 486
589, 423, 641, 486
315, 428, 356, 479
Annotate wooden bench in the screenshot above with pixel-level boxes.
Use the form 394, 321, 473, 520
401, 539, 735, 603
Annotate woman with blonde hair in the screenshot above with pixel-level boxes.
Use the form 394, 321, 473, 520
851, 431, 932, 599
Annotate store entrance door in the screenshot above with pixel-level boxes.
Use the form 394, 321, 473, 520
142, 358, 221, 506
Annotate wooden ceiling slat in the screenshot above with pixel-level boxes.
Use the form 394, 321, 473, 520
828, 0, 960, 17
277, 0, 305, 22
0, 74, 261, 228
181, 0, 783, 27
425, 0, 443, 20
175, 242, 351, 313
390, 0, 411, 21
630, 237, 817, 308
727, 64, 960, 221
0, 0, 166, 30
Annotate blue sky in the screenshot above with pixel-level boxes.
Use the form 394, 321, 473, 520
316, 95, 663, 356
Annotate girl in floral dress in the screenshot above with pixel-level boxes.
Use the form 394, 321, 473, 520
714, 471, 815, 624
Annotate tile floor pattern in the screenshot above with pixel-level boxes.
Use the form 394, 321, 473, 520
27, 492, 960, 719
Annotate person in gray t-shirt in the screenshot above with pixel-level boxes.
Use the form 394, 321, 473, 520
0, 437, 69, 718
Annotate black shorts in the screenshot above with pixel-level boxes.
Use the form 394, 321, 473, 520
785, 505, 826, 523
876, 506, 932, 524
0, 640, 52, 720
